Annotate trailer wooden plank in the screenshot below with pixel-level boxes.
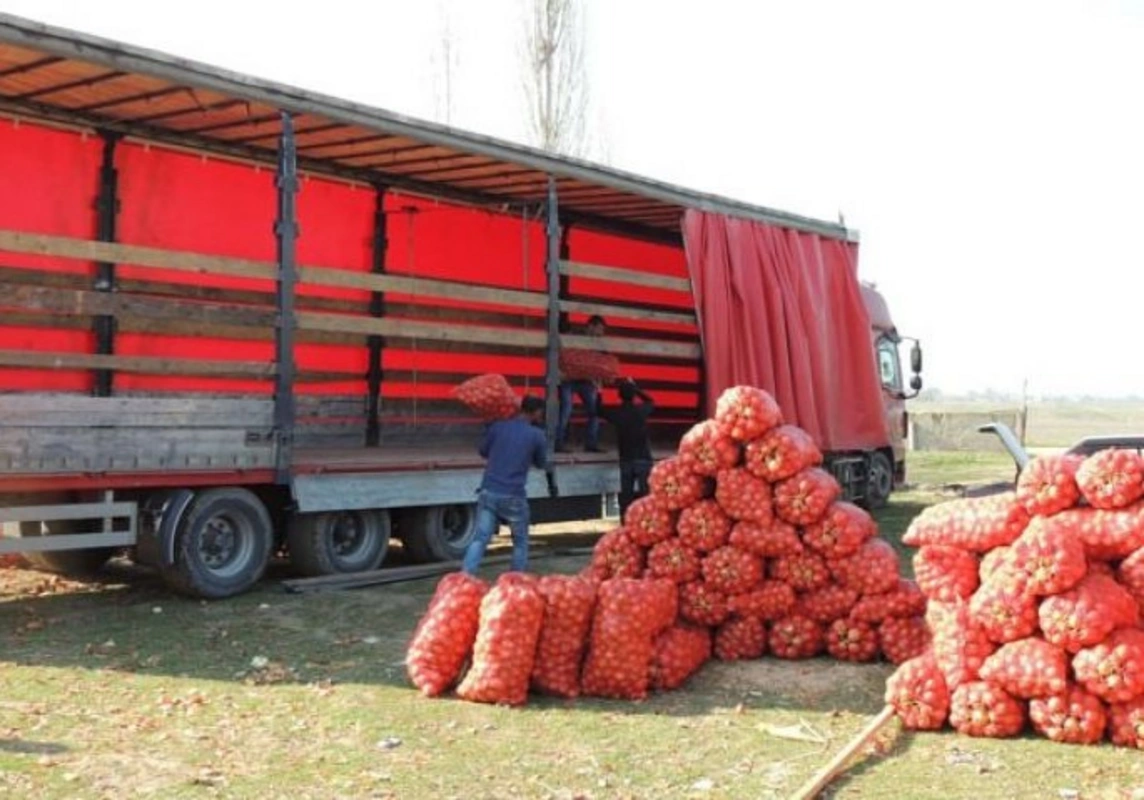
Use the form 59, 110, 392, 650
0, 281, 277, 328
558, 298, 696, 326
296, 310, 548, 349
0, 427, 275, 473
0, 229, 277, 280
560, 333, 701, 360
297, 265, 547, 311
560, 260, 692, 293
0, 349, 278, 378
0, 231, 548, 311
0, 396, 274, 428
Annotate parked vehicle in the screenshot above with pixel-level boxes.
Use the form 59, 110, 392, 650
0, 15, 919, 596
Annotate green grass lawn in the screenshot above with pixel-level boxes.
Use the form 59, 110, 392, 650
3, 482, 1143, 799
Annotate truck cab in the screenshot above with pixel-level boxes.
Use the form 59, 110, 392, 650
860, 283, 923, 500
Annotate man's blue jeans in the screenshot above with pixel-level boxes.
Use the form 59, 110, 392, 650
462, 490, 531, 574
557, 380, 600, 449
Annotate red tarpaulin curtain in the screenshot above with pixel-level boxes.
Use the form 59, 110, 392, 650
682, 210, 888, 452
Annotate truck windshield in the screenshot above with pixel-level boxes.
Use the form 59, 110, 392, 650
877, 337, 903, 393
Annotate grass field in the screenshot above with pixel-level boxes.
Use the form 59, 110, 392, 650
3, 457, 1143, 799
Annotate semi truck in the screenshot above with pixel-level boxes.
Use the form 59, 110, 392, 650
0, 15, 921, 598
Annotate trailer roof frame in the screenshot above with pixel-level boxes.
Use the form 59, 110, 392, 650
0, 13, 857, 247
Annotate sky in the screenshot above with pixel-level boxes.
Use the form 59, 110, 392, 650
2, 0, 1142, 398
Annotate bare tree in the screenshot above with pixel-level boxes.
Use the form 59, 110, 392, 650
431, 0, 460, 125
520, 0, 589, 156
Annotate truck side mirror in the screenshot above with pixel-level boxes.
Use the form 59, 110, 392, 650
910, 375, 923, 393
910, 343, 923, 374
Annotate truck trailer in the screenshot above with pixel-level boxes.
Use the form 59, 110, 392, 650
0, 15, 921, 598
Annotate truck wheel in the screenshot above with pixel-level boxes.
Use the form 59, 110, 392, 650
287, 510, 390, 576
163, 488, 273, 599
401, 504, 478, 563
865, 451, 894, 510
19, 521, 116, 576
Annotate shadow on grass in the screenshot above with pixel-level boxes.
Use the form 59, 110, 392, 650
1, 502, 935, 721
0, 739, 69, 756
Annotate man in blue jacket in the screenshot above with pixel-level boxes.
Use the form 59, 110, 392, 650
462, 395, 555, 574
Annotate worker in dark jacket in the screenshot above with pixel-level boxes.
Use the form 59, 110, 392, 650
598, 378, 655, 519
462, 395, 555, 574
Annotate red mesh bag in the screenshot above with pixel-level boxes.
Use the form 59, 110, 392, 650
677, 500, 732, 553
650, 624, 712, 691
795, 583, 859, 623
1029, 685, 1107, 745
1119, 546, 1144, 611
581, 578, 675, 700
1076, 448, 1144, 510
406, 572, 489, 697
646, 539, 702, 584
714, 617, 768, 660
530, 576, 598, 699
559, 348, 621, 381
828, 539, 901, 597
978, 637, 1069, 699
701, 545, 764, 596
713, 385, 783, 442
969, 579, 1039, 644
1006, 517, 1087, 597
850, 579, 926, 623
769, 615, 825, 659
1038, 573, 1140, 653
745, 424, 824, 483
803, 502, 875, 560
1017, 454, 1084, 517
903, 492, 1029, 552
1053, 504, 1144, 561
927, 600, 996, 690
826, 618, 880, 662
979, 546, 1013, 585
914, 545, 980, 602
728, 520, 804, 558
679, 420, 741, 477
1072, 628, 1144, 704
453, 373, 520, 421
678, 580, 730, 627
624, 496, 675, 547
727, 581, 796, 621
949, 681, 1027, 738
879, 616, 932, 665
456, 580, 546, 706
1108, 696, 1144, 749
886, 653, 951, 730
770, 552, 831, 593
715, 468, 774, 524
649, 458, 708, 511
774, 467, 841, 526
589, 529, 645, 579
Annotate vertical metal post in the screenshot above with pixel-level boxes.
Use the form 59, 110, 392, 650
365, 185, 388, 447
92, 130, 121, 397
557, 224, 571, 334
274, 112, 299, 483
543, 177, 561, 448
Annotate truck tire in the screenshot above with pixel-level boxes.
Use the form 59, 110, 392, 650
865, 451, 894, 510
287, 509, 390, 576
400, 503, 478, 563
162, 488, 273, 599
19, 521, 116, 575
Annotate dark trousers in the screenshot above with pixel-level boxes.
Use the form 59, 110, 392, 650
619, 459, 652, 520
